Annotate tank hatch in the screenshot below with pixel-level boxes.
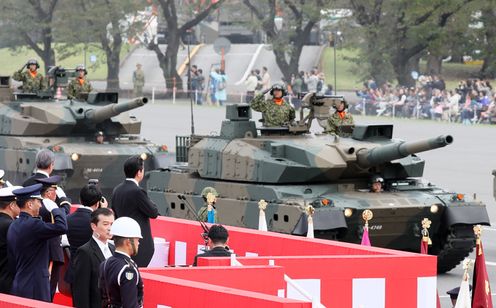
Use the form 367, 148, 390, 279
352, 124, 393, 141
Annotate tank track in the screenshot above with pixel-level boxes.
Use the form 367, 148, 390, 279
435, 225, 476, 273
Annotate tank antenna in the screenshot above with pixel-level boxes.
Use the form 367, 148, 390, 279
186, 29, 195, 135
177, 194, 209, 245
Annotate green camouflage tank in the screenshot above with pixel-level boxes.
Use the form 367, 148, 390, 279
0, 66, 169, 199
147, 93, 491, 273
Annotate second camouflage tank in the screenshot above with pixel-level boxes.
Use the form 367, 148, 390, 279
0, 66, 170, 199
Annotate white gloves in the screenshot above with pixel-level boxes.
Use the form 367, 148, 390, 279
56, 186, 66, 198
43, 199, 58, 212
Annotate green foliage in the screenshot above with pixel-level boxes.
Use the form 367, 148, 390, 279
0, 44, 132, 79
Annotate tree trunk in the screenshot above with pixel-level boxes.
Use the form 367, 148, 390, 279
426, 54, 443, 75
394, 55, 420, 87
104, 32, 122, 92
480, 8, 496, 78
106, 49, 120, 91
163, 31, 183, 92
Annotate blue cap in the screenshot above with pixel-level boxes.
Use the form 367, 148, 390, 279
35, 175, 62, 188
13, 184, 44, 201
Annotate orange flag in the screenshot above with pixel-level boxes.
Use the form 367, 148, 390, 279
472, 225, 493, 308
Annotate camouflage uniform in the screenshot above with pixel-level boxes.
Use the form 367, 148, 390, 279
67, 78, 93, 100
12, 70, 45, 93
251, 93, 295, 127
326, 111, 354, 135
198, 206, 218, 223
133, 68, 145, 96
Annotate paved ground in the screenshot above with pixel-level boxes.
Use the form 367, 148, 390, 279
130, 99, 496, 307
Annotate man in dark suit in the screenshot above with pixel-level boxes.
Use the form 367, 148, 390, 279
0, 186, 21, 294
72, 208, 114, 308
111, 155, 159, 267
7, 184, 67, 302
193, 224, 231, 266
67, 184, 108, 262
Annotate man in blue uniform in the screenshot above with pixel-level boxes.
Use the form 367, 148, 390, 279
99, 217, 144, 308
0, 185, 21, 294
7, 184, 68, 302
35, 175, 71, 300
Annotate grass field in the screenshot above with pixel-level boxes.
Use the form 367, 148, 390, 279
320, 47, 490, 91
0, 44, 132, 80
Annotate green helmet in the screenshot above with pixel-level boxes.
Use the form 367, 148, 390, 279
201, 186, 218, 197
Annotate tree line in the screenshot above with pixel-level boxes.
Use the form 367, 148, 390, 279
1, 0, 493, 91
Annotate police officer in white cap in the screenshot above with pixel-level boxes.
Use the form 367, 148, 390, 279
99, 217, 144, 308
0, 185, 22, 293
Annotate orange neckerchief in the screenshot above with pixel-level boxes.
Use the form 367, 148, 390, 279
78, 78, 85, 86
273, 98, 283, 106
337, 111, 346, 119
29, 70, 38, 78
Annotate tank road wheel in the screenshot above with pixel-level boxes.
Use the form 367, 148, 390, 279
432, 224, 476, 273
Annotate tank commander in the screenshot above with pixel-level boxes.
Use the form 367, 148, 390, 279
95, 131, 105, 144
67, 64, 93, 100
326, 99, 354, 135
250, 84, 295, 127
12, 59, 45, 93
193, 224, 231, 266
198, 187, 218, 223
370, 175, 384, 193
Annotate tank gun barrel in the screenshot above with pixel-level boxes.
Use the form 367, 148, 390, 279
357, 135, 453, 167
85, 97, 148, 123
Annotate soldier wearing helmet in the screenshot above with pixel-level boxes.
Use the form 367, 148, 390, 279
198, 187, 219, 223
370, 175, 384, 193
326, 98, 354, 136
67, 64, 93, 100
250, 83, 295, 127
99, 217, 143, 308
12, 59, 46, 93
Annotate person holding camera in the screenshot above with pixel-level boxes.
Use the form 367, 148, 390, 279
65, 183, 108, 288
67, 183, 108, 261
12, 59, 45, 93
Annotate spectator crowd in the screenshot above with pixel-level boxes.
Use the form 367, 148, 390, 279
353, 75, 496, 124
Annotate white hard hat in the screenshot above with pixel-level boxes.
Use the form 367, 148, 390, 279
0, 169, 4, 179
111, 217, 142, 238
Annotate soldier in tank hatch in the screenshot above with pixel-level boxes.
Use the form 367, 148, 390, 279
12, 59, 45, 93
250, 83, 295, 127
68, 64, 93, 100
326, 99, 354, 136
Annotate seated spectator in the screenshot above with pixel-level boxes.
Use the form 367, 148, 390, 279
193, 225, 231, 266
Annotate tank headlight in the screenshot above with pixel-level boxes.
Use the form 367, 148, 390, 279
430, 204, 439, 213
344, 208, 353, 217
71, 153, 80, 161
140, 153, 148, 160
